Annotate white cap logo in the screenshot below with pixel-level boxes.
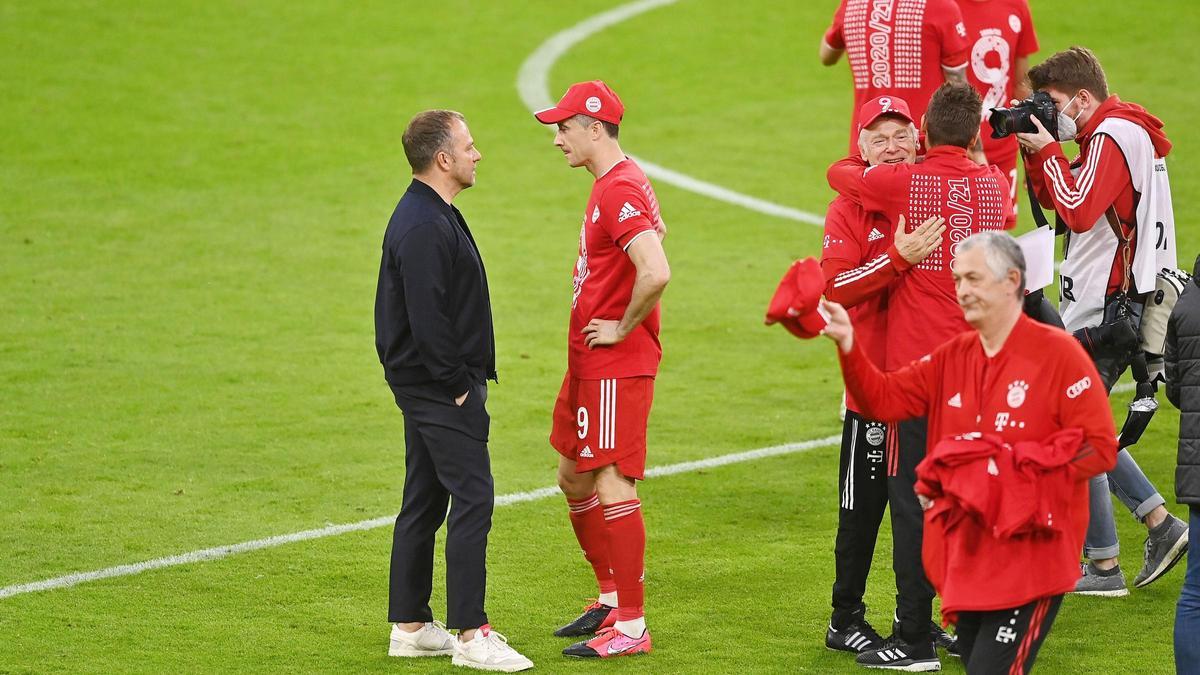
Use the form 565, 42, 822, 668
585, 96, 602, 113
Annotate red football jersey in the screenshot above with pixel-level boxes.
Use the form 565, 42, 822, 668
568, 158, 663, 379
828, 146, 1012, 369
825, 0, 970, 152
956, 0, 1039, 168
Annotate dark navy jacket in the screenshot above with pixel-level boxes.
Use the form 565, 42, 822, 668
375, 179, 496, 398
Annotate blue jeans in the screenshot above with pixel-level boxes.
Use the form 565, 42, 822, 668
1177, 505, 1200, 675
1084, 449, 1166, 559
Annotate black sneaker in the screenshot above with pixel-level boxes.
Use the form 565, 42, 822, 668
855, 635, 941, 671
553, 600, 615, 637
826, 617, 885, 653
931, 622, 959, 658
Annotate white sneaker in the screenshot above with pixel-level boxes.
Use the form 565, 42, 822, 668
388, 621, 455, 657
452, 626, 534, 672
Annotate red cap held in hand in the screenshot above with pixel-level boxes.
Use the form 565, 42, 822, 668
765, 257, 828, 339
534, 80, 625, 126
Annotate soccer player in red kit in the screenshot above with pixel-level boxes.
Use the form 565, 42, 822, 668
821, 94, 949, 657
533, 80, 669, 660
820, 0, 971, 153
826, 84, 1012, 670
822, 231, 1117, 672
955, 0, 1039, 226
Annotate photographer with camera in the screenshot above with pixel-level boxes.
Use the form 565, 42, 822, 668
1005, 46, 1188, 595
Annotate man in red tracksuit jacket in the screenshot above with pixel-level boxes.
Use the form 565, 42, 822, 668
820, 94, 950, 657
826, 83, 1012, 670
822, 231, 1118, 673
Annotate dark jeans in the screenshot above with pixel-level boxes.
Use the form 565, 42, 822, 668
890, 418, 935, 643
956, 595, 1063, 674
831, 411, 890, 626
387, 380, 493, 630
1177, 505, 1200, 675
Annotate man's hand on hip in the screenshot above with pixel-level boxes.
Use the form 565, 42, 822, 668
894, 214, 946, 265
582, 319, 624, 348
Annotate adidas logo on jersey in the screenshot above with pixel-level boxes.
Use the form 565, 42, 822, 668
579, 446, 594, 458
947, 393, 962, 408
617, 202, 641, 223
867, 228, 885, 242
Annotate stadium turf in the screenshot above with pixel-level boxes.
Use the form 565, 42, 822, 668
1, 0, 1196, 672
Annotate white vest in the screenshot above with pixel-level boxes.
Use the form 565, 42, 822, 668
1059, 117, 1177, 332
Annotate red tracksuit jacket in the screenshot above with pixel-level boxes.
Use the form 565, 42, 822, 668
838, 314, 1118, 618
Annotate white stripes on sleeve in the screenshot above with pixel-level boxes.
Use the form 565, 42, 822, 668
1044, 134, 1107, 210
833, 253, 890, 288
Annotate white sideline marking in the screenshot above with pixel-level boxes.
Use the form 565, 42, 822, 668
516, 0, 825, 227
0, 435, 840, 600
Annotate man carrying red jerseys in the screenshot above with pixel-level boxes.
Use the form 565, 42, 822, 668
822, 231, 1118, 672
1015, 47, 1188, 596
820, 0, 971, 153
533, 80, 670, 660
955, 0, 1039, 226
826, 83, 1012, 670
821, 94, 948, 657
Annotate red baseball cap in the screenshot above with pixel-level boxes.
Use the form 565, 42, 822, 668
534, 80, 625, 126
764, 258, 829, 339
856, 95, 914, 135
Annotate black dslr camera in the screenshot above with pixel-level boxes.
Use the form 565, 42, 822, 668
988, 91, 1058, 139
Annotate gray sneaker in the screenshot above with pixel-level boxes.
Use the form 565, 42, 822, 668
1133, 513, 1189, 588
1072, 562, 1129, 597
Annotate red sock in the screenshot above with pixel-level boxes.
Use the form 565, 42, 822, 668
603, 499, 645, 621
567, 493, 616, 595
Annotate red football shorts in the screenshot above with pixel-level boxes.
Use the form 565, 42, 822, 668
550, 373, 655, 480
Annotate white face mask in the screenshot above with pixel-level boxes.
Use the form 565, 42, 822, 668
1056, 95, 1082, 141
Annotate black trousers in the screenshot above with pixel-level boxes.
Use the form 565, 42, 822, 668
831, 411, 890, 626
387, 380, 493, 630
890, 418, 935, 643
956, 595, 1063, 674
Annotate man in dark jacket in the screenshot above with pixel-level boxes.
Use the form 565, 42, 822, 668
1165, 253, 1200, 674
375, 110, 532, 672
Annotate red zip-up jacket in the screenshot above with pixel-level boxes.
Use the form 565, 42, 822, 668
821, 195, 913, 411
837, 313, 1117, 619
1025, 95, 1172, 296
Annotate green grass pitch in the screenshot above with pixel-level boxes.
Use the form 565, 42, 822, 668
2, 1, 1196, 672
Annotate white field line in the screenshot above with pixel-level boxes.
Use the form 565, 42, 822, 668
516, 0, 825, 226
0, 435, 840, 601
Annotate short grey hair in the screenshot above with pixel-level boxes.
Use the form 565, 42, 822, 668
958, 231, 1026, 297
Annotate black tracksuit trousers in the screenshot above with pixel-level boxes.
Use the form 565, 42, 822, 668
891, 418, 936, 643
831, 410, 890, 626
